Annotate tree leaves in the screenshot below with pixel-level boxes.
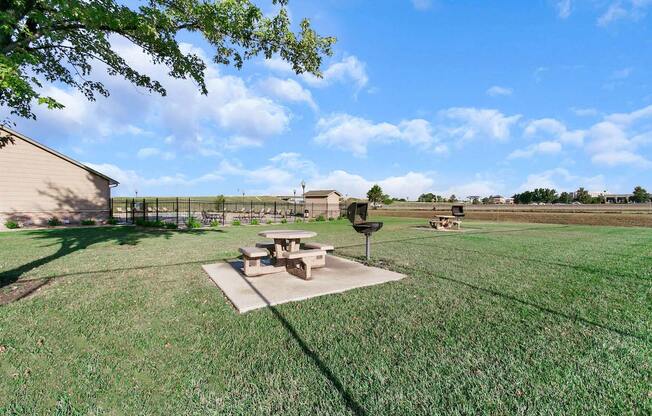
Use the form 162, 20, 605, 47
0, 0, 335, 122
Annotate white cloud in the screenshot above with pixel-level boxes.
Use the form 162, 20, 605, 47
508, 141, 562, 159
438, 107, 522, 143
258, 77, 317, 110
311, 170, 434, 200
524, 118, 585, 146
611, 67, 633, 79
314, 114, 442, 156
597, 0, 652, 26
518, 168, 605, 192
10, 37, 291, 156
571, 107, 599, 117
411, 0, 432, 11
486, 86, 513, 97
137, 147, 175, 160
557, 0, 572, 18
84, 163, 223, 196
301, 56, 369, 91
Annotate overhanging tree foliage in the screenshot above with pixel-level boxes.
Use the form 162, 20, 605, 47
0, 0, 335, 147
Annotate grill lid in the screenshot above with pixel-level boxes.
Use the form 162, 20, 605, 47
347, 202, 368, 224
452, 205, 465, 217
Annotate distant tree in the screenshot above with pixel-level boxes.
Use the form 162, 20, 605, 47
556, 192, 573, 204
448, 194, 458, 203
472, 197, 480, 205
574, 187, 592, 204
418, 192, 435, 202
214, 194, 225, 209
481, 197, 491, 205
367, 184, 384, 207
632, 186, 650, 203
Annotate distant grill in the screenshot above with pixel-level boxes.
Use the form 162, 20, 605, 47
452, 204, 465, 218
347, 202, 383, 260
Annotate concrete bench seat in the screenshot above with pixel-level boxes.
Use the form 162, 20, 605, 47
284, 249, 326, 280
303, 242, 334, 251
255, 242, 275, 250
238, 246, 284, 276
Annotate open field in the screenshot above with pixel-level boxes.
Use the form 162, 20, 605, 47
0, 219, 650, 414
377, 208, 652, 227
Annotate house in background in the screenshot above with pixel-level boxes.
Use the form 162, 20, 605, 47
304, 190, 342, 219
0, 127, 118, 229
489, 195, 506, 204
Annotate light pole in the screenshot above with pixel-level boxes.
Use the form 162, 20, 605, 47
293, 189, 297, 216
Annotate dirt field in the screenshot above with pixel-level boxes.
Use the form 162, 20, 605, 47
374, 209, 652, 227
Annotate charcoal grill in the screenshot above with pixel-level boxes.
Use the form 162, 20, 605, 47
347, 202, 383, 260
452, 204, 465, 218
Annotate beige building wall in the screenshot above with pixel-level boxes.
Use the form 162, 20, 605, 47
305, 193, 342, 219
0, 136, 111, 228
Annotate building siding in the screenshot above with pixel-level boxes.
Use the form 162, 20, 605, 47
0, 136, 111, 228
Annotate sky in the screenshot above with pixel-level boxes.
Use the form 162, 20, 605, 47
5, 0, 652, 199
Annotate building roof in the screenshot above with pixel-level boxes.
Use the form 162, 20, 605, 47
1, 126, 119, 186
304, 190, 342, 198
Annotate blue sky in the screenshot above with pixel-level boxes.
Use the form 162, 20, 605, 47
7, 0, 652, 198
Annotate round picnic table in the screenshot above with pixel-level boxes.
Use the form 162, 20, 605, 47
258, 230, 317, 263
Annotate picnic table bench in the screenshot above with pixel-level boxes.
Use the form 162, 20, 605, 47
239, 230, 331, 280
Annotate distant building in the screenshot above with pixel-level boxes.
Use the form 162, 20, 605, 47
304, 190, 342, 218
604, 194, 633, 204
489, 195, 506, 204
0, 127, 118, 229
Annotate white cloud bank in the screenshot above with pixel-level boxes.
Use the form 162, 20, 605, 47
486, 86, 513, 97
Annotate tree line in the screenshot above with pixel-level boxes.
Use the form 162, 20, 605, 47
512, 186, 650, 204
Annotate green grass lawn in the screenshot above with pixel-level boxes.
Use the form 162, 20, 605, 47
0, 218, 650, 414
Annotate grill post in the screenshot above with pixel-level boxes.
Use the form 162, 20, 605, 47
365, 233, 370, 261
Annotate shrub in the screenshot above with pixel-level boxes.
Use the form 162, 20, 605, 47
328, 217, 335, 221
48, 217, 62, 226
251, 218, 259, 225
210, 219, 221, 227
164, 222, 178, 229
232, 220, 241, 226
316, 215, 326, 222
81, 219, 96, 226
4, 220, 19, 229
107, 217, 118, 225
295, 219, 303, 223
186, 216, 201, 229
266, 220, 273, 224
281, 218, 287, 224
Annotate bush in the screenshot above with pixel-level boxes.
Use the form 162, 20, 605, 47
210, 219, 220, 227
316, 215, 326, 222
266, 220, 273, 224
48, 217, 62, 226
328, 217, 335, 221
251, 218, 259, 225
186, 216, 201, 229
295, 219, 303, 223
4, 220, 19, 229
107, 217, 118, 225
232, 220, 241, 226
281, 218, 287, 224
164, 222, 178, 229
81, 219, 96, 226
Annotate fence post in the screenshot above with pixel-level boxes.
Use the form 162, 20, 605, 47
250, 200, 253, 222
274, 201, 277, 223
188, 197, 191, 220
222, 203, 226, 226
176, 197, 179, 225
156, 197, 159, 222
125, 199, 128, 223
143, 198, 146, 221
131, 199, 135, 223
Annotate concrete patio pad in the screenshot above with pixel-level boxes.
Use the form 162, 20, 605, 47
202, 256, 405, 313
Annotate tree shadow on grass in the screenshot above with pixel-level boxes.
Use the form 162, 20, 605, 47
0, 226, 181, 304
234, 269, 366, 415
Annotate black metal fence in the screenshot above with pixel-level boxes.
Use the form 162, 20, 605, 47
110, 198, 345, 226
